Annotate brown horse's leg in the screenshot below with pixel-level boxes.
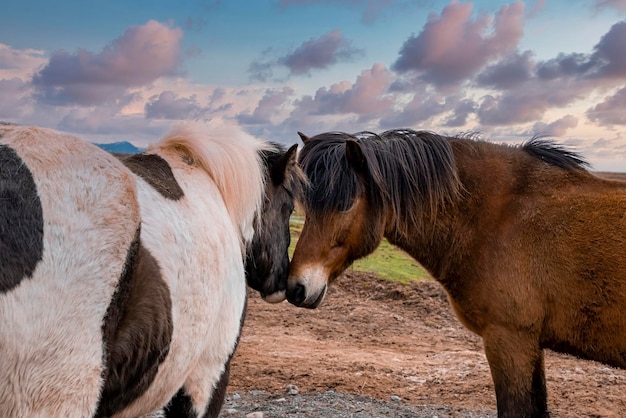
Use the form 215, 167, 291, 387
483, 327, 549, 418
530, 353, 548, 415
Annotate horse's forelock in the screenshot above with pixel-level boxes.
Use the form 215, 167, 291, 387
151, 122, 270, 247
260, 143, 308, 200
299, 132, 362, 214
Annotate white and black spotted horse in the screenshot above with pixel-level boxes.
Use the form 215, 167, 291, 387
0, 123, 303, 417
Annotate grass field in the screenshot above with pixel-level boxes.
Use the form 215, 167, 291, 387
289, 213, 430, 284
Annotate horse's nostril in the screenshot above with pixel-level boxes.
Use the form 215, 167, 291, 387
287, 283, 306, 306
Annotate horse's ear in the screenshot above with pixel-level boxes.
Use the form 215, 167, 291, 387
345, 140, 366, 173
271, 143, 298, 185
297, 132, 312, 144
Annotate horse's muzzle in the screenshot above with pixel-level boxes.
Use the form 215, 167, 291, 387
287, 283, 326, 309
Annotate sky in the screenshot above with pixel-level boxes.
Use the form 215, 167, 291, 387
1, 0, 626, 171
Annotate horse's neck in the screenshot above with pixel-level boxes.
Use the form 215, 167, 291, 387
386, 140, 515, 279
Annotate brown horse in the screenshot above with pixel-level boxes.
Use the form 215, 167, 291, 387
286, 129, 626, 417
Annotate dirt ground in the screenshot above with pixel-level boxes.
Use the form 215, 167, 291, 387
222, 271, 626, 417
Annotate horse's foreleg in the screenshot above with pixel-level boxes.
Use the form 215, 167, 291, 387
161, 358, 228, 418
204, 358, 231, 418
483, 327, 548, 418
162, 387, 196, 417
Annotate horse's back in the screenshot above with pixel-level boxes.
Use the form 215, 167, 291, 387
0, 126, 140, 416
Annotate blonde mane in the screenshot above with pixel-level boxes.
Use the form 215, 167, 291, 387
149, 122, 272, 246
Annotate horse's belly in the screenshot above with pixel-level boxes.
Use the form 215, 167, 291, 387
112, 181, 248, 417
0, 285, 108, 417
112, 283, 246, 417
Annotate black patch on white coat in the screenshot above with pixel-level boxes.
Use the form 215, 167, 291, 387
163, 387, 196, 417
162, 299, 248, 418
0, 144, 44, 293
118, 153, 184, 200
95, 228, 174, 417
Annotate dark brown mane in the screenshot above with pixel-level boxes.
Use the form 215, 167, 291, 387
521, 136, 590, 170
298, 129, 461, 233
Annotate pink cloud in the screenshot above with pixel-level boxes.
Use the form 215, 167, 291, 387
593, 20, 626, 78
0, 78, 32, 119
380, 89, 455, 127
392, 2, 525, 87
536, 21, 626, 82
237, 87, 295, 125
32, 20, 183, 106
249, 29, 363, 80
282, 29, 363, 75
531, 115, 579, 137
145, 91, 205, 120
0, 44, 46, 73
587, 86, 626, 126
476, 50, 535, 89
305, 63, 394, 117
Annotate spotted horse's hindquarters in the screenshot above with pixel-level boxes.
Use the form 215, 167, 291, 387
0, 125, 141, 417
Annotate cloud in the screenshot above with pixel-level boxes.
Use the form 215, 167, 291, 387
296, 63, 394, 118
476, 76, 590, 126
391, 2, 525, 87
0, 78, 32, 119
444, 98, 477, 127
594, 0, 626, 12
248, 53, 276, 82
0, 44, 47, 79
473, 20, 626, 126
475, 50, 535, 89
380, 89, 455, 128
361, 0, 395, 24
237, 87, 294, 125
56, 104, 171, 145
255, 63, 396, 140
145, 91, 205, 120
592, 20, 626, 78
587, 86, 626, 126
32, 20, 183, 106
537, 20, 626, 81
282, 29, 363, 75
249, 29, 363, 80
531, 115, 579, 137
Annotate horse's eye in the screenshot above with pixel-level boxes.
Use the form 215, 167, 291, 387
331, 233, 347, 249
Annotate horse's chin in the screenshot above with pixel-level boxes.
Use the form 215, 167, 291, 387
263, 290, 286, 304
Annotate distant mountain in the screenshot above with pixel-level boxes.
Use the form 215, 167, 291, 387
95, 141, 142, 154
